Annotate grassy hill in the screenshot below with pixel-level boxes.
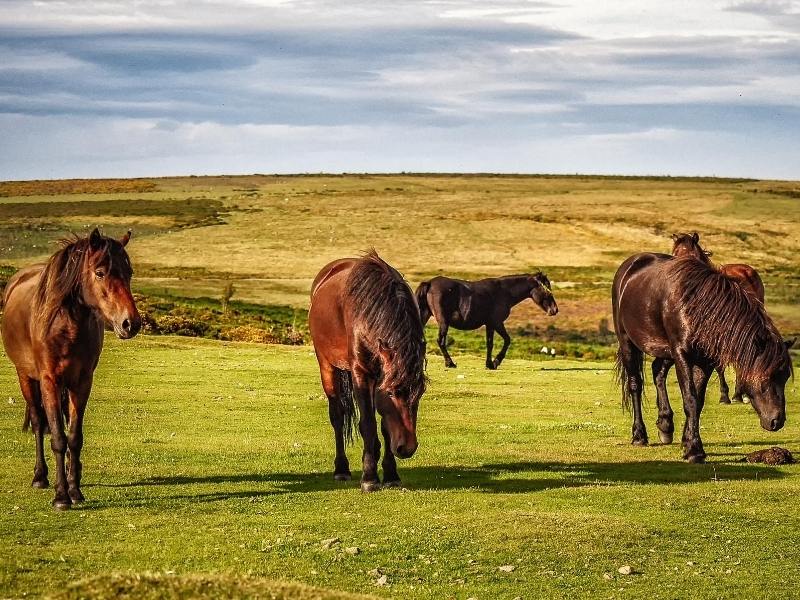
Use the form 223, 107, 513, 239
1, 174, 798, 359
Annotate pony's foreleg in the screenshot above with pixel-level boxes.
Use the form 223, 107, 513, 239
492, 323, 512, 369
675, 355, 711, 464
717, 366, 731, 404
66, 381, 90, 504
18, 373, 48, 488
320, 366, 351, 481
380, 420, 400, 487
437, 323, 456, 369
353, 372, 381, 492
731, 371, 746, 403
652, 358, 675, 444
40, 375, 71, 509
485, 326, 496, 369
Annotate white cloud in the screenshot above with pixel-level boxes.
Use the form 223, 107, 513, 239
0, 0, 798, 179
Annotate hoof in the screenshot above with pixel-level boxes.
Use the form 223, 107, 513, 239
31, 478, 49, 489
334, 472, 352, 482
686, 454, 706, 464
731, 396, 743, 403
445, 362, 457, 369
382, 479, 402, 488
52, 498, 72, 511
69, 489, 85, 504
486, 363, 497, 370
360, 480, 382, 493
658, 431, 674, 445
719, 397, 731, 404
742, 397, 751, 404
631, 439, 648, 447
492, 359, 501, 369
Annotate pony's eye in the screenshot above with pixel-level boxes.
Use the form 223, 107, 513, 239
95, 269, 105, 279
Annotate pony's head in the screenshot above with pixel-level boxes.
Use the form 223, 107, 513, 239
739, 338, 794, 432
671, 232, 712, 264
529, 272, 558, 316
77, 228, 141, 338
374, 336, 426, 459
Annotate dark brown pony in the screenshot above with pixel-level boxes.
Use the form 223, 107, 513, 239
669, 232, 766, 402
1, 229, 141, 509
613, 252, 792, 463
415, 273, 557, 369
309, 252, 427, 492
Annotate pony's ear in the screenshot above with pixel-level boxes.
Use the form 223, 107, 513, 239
120, 229, 132, 247
691, 232, 700, 243
89, 227, 103, 250
670, 233, 679, 241
377, 338, 395, 362
785, 338, 796, 350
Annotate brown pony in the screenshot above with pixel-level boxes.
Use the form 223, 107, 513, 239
1, 229, 141, 509
669, 232, 766, 403
309, 252, 427, 492
613, 251, 792, 463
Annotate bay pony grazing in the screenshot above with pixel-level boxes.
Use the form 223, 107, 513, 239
1, 229, 141, 509
415, 273, 558, 370
612, 252, 792, 463
309, 252, 427, 492
670, 232, 765, 403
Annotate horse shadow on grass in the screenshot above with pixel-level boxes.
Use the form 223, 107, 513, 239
85, 457, 790, 509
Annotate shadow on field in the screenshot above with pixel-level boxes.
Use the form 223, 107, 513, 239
87, 458, 787, 508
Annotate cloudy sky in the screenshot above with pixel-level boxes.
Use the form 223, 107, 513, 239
1, 0, 799, 180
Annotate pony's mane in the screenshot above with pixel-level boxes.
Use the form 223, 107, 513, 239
345, 251, 427, 402
667, 257, 789, 381
33, 233, 125, 329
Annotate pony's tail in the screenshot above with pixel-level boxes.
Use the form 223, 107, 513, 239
415, 281, 432, 325
615, 344, 643, 412
22, 406, 31, 432
336, 369, 359, 445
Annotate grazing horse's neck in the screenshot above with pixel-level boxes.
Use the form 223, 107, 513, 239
502, 276, 534, 306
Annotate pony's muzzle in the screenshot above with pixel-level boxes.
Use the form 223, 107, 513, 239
393, 440, 418, 459
117, 313, 142, 339
761, 411, 785, 432
547, 305, 559, 316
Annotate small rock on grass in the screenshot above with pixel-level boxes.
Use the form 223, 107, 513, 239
499, 565, 516, 572
603, 572, 614, 580
618, 565, 633, 575
375, 574, 388, 586
320, 537, 340, 550
345, 546, 360, 555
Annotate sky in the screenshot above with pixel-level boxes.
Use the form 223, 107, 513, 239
0, 0, 799, 180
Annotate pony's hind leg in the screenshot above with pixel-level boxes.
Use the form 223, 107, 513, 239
437, 323, 457, 369
320, 364, 351, 481
485, 326, 496, 369
717, 366, 731, 404
618, 340, 647, 445
652, 358, 675, 444
18, 373, 48, 488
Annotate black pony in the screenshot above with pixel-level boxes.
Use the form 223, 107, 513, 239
416, 273, 557, 369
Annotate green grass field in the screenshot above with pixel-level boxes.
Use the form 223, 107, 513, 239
1, 175, 799, 598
